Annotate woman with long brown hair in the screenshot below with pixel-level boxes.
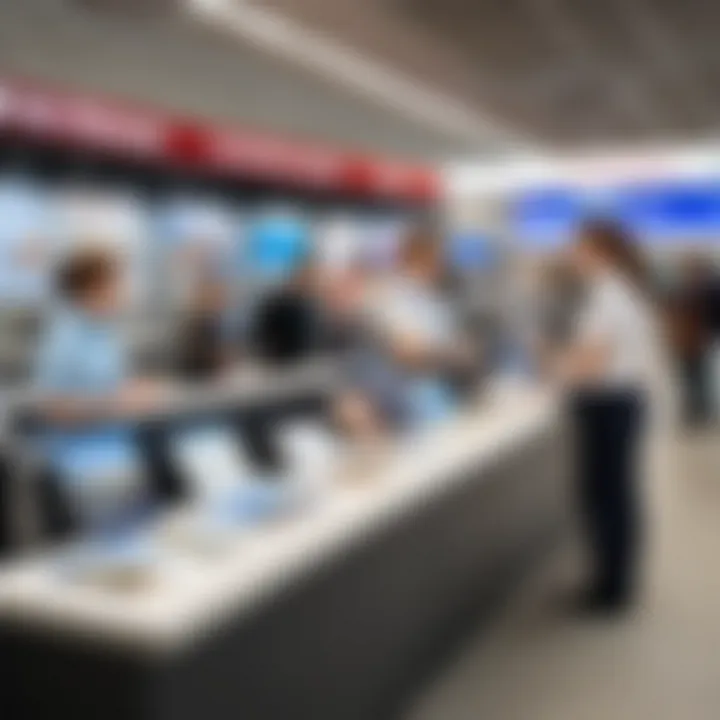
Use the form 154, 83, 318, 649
556, 217, 659, 613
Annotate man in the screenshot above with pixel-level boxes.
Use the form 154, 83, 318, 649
249, 260, 324, 366
366, 231, 475, 425
35, 246, 162, 422
177, 272, 234, 380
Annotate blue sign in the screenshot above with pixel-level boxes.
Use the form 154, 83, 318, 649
245, 209, 309, 281
0, 178, 53, 304
511, 180, 720, 247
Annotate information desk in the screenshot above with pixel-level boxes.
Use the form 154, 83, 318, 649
0, 387, 569, 720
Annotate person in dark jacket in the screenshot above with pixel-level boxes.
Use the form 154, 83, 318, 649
177, 274, 233, 380
249, 261, 324, 366
670, 255, 716, 426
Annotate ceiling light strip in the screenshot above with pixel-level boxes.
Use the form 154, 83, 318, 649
185, 0, 531, 149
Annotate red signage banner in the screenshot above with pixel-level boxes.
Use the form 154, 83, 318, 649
0, 76, 439, 202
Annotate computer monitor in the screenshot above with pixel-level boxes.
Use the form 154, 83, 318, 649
357, 214, 407, 270
510, 187, 581, 250
446, 232, 499, 273
42, 427, 151, 535
0, 175, 54, 306
169, 424, 254, 500
152, 194, 239, 306
244, 206, 310, 283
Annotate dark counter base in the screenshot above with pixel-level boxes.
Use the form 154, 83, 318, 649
3, 426, 569, 720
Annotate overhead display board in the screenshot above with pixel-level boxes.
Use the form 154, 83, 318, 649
511, 181, 720, 248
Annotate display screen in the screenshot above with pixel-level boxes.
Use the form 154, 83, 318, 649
617, 182, 720, 240
510, 187, 585, 248
314, 214, 363, 274
511, 180, 720, 247
170, 424, 253, 499
155, 197, 237, 255
0, 177, 54, 305
446, 232, 499, 271
153, 196, 240, 303
244, 207, 309, 282
277, 420, 338, 479
357, 215, 408, 270
44, 429, 149, 531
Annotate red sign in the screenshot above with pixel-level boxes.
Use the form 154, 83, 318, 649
205, 126, 348, 189
0, 79, 166, 158
0, 76, 438, 202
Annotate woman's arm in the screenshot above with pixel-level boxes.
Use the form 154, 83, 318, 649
551, 340, 613, 384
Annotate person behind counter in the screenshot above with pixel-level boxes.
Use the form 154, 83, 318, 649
177, 271, 234, 380
35, 246, 163, 422
249, 259, 325, 366
327, 265, 417, 437
667, 255, 717, 427
549, 218, 659, 614
371, 230, 476, 420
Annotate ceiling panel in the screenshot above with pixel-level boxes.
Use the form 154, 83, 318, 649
259, 0, 720, 145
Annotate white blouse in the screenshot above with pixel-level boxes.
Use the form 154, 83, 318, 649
576, 271, 659, 388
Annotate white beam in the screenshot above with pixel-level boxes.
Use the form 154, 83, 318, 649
185, 0, 534, 151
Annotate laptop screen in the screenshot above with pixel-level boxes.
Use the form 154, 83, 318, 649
170, 424, 253, 500
45, 428, 150, 533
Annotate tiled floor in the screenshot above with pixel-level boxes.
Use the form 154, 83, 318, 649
405, 431, 720, 720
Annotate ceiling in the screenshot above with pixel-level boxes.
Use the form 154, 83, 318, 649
256, 0, 720, 146
2, 0, 712, 160
0, 0, 499, 161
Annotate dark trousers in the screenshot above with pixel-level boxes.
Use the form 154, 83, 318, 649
678, 352, 713, 426
570, 389, 646, 603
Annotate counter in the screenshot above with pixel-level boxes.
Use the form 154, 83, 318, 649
0, 359, 341, 553
0, 385, 569, 720
7, 358, 342, 432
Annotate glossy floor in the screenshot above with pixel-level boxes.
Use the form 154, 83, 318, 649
406, 430, 720, 720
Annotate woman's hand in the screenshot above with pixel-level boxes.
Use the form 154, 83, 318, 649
554, 342, 611, 384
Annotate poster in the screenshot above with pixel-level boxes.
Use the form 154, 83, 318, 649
153, 195, 240, 306
0, 176, 53, 305
446, 232, 499, 272
356, 214, 411, 271
244, 205, 309, 283
314, 214, 363, 274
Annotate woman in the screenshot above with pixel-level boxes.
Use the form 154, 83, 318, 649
554, 218, 659, 613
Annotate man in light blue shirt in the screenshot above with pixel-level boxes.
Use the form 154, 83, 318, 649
35, 247, 156, 421
36, 307, 127, 397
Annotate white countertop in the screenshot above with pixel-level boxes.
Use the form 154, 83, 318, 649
0, 383, 559, 658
